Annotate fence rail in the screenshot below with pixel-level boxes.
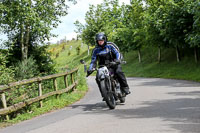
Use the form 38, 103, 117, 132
0, 68, 79, 120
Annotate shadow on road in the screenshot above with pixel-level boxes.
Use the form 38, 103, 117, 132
168, 91, 200, 97
84, 77, 200, 132
130, 77, 200, 87
70, 101, 125, 112
123, 98, 200, 133
70, 102, 108, 112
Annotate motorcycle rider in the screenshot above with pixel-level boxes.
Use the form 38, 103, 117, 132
87, 32, 131, 95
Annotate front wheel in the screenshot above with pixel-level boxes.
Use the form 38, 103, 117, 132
100, 78, 116, 109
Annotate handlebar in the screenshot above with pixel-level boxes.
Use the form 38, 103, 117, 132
86, 68, 96, 77
121, 61, 127, 64
86, 60, 126, 77
107, 60, 126, 67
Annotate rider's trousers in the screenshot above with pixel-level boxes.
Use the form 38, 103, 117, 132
113, 64, 129, 88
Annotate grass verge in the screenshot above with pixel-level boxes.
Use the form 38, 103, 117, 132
122, 46, 200, 82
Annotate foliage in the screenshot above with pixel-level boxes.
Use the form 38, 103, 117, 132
29, 45, 56, 75
75, 0, 200, 62
75, 0, 145, 52
152, 0, 193, 48
75, 0, 124, 46
0, 52, 15, 85
7, 44, 56, 75
0, 0, 76, 60
14, 57, 39, 80
184, 0, 200, 48
115, 0, 145, 52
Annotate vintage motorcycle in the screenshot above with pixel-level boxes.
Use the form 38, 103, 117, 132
80, 59, 126, 109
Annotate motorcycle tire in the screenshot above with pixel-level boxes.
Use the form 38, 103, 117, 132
100, 79, 116, 109
118, 91, 126, 103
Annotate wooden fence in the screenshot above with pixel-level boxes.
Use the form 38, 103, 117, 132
0, 68, 79, 120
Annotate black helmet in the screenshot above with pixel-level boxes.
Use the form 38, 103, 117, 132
95, 32, 107, 46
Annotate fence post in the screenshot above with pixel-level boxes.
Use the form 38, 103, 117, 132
53, 78, 58, 98
1, 93, 9, 120
38, 81, 43, 108
71, 73, 75, 90
64, 75, 68, 88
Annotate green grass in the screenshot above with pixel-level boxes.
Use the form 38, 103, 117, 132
7, 89, 87, 123
122, 46, 200, 82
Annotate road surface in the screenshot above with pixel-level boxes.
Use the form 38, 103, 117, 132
1, 77, 200, 133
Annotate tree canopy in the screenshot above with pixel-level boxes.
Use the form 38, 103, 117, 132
75, 0, 200, 62
0, 0, 76, 60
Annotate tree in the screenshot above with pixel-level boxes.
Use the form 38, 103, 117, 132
145, 0, 194, 62
144, 0, 166, 63
185, 0, 200, 63
113, 0, 145, 62
75, 0, 146, 63
75, 0, 124, 46
0, 0, 76, 61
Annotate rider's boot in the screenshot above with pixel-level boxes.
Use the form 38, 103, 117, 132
122, 87, 131, 95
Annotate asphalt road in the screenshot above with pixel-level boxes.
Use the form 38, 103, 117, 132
1, 76, 200, 133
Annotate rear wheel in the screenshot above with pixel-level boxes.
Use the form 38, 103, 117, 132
117, 90, 125, 103
100, 78, 116, 109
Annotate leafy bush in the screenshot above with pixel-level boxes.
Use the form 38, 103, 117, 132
27, 45, 56, 75
0, 52, 15, 85
14, 57, 39, 80
6, 41, 56, 76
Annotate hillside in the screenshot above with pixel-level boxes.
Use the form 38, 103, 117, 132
122, 46, 200, 82
48, 40, 92, 71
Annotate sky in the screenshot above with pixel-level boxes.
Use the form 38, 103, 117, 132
0, 0, 130, 44
50, 0, 130, 43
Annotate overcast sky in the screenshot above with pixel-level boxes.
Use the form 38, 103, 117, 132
50, 0, 130, 43
0, 0, 130, 44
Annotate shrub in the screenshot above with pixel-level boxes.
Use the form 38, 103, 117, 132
29, 45, 56, 75
14, 57, 39, 80
0, 52, 15, 85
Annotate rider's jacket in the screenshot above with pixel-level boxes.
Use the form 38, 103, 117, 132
89, 42, 122, 70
